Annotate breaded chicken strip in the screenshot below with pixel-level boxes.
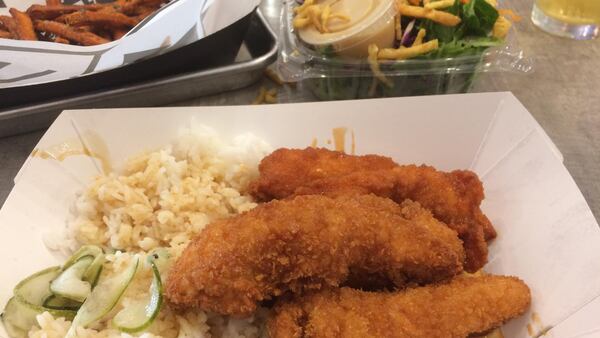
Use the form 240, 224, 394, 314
249, 147, 398, 200
268, 275, 531, 338
249, 148, 494, 272
166, 195, 465, 316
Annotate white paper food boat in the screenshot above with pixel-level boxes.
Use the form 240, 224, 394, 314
1, 92, 599, 338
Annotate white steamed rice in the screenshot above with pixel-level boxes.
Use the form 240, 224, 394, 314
37, 125, 272, 338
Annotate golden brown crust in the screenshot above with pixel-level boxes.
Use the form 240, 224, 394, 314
268, 275, 531, 338
249, 147, 398, 200
249, 148, 494, 272
165, 195, 464, 316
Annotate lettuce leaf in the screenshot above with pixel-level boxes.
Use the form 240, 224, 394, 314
422, 0, 500, 43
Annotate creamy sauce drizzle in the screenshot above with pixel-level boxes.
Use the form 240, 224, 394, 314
31, 132, 112, 175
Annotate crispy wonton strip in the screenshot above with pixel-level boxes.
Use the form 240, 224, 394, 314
293, 5, 323, 31
35, 20, 110, 45
320, 5, 350, 33
46, 0, 61, 5
378, 39, 439, 60
492, 15, 511, 38
9, 8, 38, 40
408, 0, 421, 5
368, 44, 393, 88
413, 28, 426, 45
265, 89, 278, 104
395, 14, 402, 41
253, 87, 267, 104
294, 0, 315, 14
397, 4, 461, 26
425, 0, 455, 10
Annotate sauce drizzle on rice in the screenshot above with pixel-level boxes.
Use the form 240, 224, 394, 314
36, 124, 272, 338
57, 125, 272, 256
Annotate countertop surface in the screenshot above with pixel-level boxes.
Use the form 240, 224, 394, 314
1, 0, 599, 222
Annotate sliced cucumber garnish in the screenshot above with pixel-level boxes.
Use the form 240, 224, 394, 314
48, 245, 105, 303
147, 248, 171, 275
42, 295, 82, 311
62, 245, 103, 271
83, 254, 105, 287
3, 267, 77, 338
2, 297, 33, 338
2, 296, 74, 335
1, 311, 28, 338
66, 256, 139, 337
50, 256, 94, 302
113, 260, 163, 333
13, 267, 60, 305
4, 297, 75, 335
1, 308, 27, 338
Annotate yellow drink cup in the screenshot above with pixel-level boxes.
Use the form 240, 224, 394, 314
532, 0, 600, 39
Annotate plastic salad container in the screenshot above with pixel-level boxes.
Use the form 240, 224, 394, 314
279, 0, 532, 100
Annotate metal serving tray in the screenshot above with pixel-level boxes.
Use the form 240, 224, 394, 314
0, 10, 277, 137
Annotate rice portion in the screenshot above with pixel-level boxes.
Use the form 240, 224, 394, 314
36, 125, 272, 338
53, 125, 271, 256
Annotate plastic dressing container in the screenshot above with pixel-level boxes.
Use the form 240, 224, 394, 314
298, 0, 396, 58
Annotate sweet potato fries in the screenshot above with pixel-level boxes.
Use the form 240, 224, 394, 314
0, 0, 170, 46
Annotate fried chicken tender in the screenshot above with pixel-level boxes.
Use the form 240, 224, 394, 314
268, 275, 531, 338
249, 148, 494, 272
166, 195, 465, 316
249, 147, 398, 199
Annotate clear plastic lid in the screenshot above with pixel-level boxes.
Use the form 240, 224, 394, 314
278, 0, 533, 82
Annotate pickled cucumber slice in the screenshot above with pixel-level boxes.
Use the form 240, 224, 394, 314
83, 254, 105, 287
2, 267, 77, 338
62, 246, 103, 271
50, 256, 93, 302
42, 295, 82, 311
112, 261, 163, 333
66, 256, 139, 337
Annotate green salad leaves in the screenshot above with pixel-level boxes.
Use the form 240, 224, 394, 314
420, 0, 501, 58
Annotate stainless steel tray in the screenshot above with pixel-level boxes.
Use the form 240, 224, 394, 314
0, 10, 277, 138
